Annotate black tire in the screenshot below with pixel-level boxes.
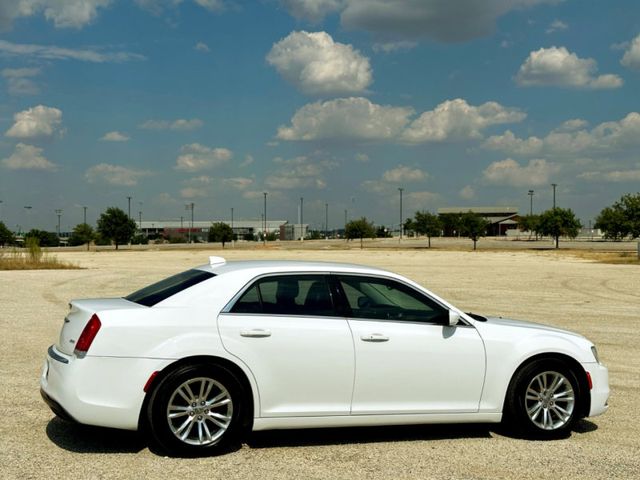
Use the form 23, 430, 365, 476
146, 363, 245, 456
504, 358, 582, 439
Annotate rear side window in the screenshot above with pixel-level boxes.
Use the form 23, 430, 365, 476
231, 275, 335, 316
125, 269, 215, 307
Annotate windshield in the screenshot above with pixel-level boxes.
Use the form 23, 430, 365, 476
125, 269, 215, 307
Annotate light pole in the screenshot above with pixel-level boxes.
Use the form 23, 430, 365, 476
398, 187, 404, 240
551, 183, 557, 209
300, 197, 304, 241
55, 209, 62, 236
185, 203, 194, 243
528, 190, 534, 215
325, 203, 328, 240
231, 207, 234, 246
126, 196, 132, 219
82, 206, 87, 225
263, 192, 267, 244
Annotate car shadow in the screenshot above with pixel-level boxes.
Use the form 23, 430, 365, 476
246, 423, 494, 449
46, 417, 146, 454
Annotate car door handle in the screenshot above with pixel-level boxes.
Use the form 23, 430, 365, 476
240, 329, 272, 338
360, 334, 389, 342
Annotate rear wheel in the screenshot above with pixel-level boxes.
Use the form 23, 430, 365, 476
146, 363, 244, 456
505, 359, 581, 439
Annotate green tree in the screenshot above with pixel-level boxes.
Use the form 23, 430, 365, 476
208, 222, 233, 247
518, 214, 540, 240
97, 207, 137, 250
376, 225, 392, 238
619, 193, 640, 238
594, 206, 628, 240
438, 213, 463, 237
68, 223, 96, 250
25, 229, 59, 247
0, 221, 15, 247
537, 207, 582, 249
345, 217, 376, 249
459, 211, 489, 251
413, 211, 442, 248
403, 218, 416, 237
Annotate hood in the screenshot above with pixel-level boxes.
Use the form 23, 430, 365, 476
483, 316, 585, 339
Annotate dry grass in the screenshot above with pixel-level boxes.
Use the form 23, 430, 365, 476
0, 240, 79, 270
563, 250, 640, 265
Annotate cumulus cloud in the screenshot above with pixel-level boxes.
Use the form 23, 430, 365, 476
194, 42, 210, 52
0, 40, 145, 62
2, 67, 41, 95
0, 0, 111, 30
483, 112, 640, 156
372, 41, 417, 53
5, 105, 63, 138
621, 34, 640, 70
267, 31, 372, 95
265, 155, 334, 189
277, 97, 413, 141
354, 152, 369, 162
100, 131, 129, 142
1, 143, 56, 170
483, 158, 558, 187
139, 118, 203, 130
279, 0, 344, 23
555, 118, 588, 132
401, 98, 526, 143
459, 185, 476, 200
578, 169, 640, 182
382, 165, 427, 183
175, 143, 233, 171
546, 19, 567, 34
85, 163, 151, 186
136, 0, 225, 15
223, 177, 254, 189
515, 46, 623, 89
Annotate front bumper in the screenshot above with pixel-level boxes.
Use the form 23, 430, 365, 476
583, 362, 609, 417
41, 344, 171, 431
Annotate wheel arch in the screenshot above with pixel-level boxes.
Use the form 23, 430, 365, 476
503, 352, 591, 418
138, 355, 255, 434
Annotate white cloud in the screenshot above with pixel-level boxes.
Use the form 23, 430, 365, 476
483, 112, 640, 156
0, 0, 111, 30
280, 0, 344, 23
85, 163, 151, 186
265, 155, 333, 189
100, 131, 130, 142
555, 118, 588, 132
483, 158, 558, 187
194, 42, 210, 52
354, 152, 369, 162
546, 19, 567, 34
621, 34, 640, 70
175, 143, 233, 171
578, 169, 640, 182
180, 187, 208, 199
5, 105, 63, 138
382, 165, 427, 183
194, 0, 225, 12
139, 118, 203, 130
240, 154, 254, 167
2, 67, 41, 95
405, 191, 439, 207
401, 98, 526, 143
1, 143, 56, 170
135, 0, 225, 15
515, 46, 623, 89
459, 185, 475, 200
267, 31, 372, 95
223, 177, 254, 189
0, 40, 145, 62
277, 97, 413, 141
372, 41, 417, 53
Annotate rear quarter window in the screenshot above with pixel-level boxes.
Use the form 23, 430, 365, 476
125, 269, 215, 307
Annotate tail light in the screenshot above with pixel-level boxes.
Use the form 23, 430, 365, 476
74, 314, 101, 358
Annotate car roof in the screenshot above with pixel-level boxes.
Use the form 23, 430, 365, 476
196, 258, 395, 277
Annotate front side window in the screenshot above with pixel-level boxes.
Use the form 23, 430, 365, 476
231, 275, 335, 316
337, 275, 447, 323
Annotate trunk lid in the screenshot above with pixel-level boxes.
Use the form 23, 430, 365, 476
57, 298, 144, 355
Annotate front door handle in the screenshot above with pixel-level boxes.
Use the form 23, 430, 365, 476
240, 329, 272, 338
360, 333, 389, 342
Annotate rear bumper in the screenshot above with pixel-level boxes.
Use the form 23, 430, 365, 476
40, 344, 171, 431
583, 362, 609, 417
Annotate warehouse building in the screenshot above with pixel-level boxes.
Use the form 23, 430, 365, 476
137, 219, 288, 242
437, 207, 519, 236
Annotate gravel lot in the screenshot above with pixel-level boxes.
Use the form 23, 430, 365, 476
1, 248, 638, 479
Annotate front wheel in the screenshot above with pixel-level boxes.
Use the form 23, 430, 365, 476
146, 364, 244, 456
505, 359, 582, 439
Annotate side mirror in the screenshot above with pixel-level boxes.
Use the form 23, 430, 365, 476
448, 311, 461, 326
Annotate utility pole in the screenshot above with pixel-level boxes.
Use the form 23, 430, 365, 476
185, 203, 194, 243
300, 197, 304, 241
24, 205, 32, 231
263, 192, 267, 245
398, 187, 404, 240
551, 183, 557, 209
325, 203, 328, 240
231, 207, 234, 246
126, 196, 132, 219
528, 190, 534, 215
83, 206, 87, 225
55, 209, 62, 236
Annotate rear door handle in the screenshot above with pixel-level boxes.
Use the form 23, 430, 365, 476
240, 329, 272, 338
360, 334, 389, 342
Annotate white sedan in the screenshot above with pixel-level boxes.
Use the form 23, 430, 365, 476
41, 257, 609, 455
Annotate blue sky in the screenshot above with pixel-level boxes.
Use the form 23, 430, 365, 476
1, 0, 639, 233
